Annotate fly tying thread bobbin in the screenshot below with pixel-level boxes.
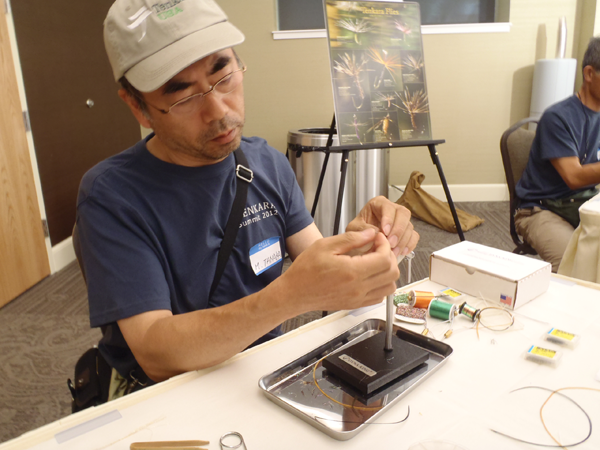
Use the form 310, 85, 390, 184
428, 300, 457, 340
459, 302, 481, 322
412, 290, 436, 309
428, 299, 458, 321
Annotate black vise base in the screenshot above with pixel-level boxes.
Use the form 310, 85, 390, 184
322, 332, 429, 395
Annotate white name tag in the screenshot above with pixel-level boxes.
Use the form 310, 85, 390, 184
249, 237, 282, 275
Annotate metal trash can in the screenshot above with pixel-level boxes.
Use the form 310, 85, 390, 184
356, 148, 389, 212
288, 128, 355, 237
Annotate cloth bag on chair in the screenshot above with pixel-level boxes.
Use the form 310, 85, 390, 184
396, 171, 484, 233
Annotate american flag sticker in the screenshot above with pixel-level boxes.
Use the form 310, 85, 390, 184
500, 294, 512, 306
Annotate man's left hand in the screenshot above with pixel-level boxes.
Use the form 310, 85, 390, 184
346, 196, 419, 257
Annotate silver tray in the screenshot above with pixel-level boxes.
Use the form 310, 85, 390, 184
258, 318, 453, 440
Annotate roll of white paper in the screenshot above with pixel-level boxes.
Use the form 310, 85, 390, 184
529, 58, 577, 129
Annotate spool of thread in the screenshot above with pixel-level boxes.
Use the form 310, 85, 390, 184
394, 292, 411, 306
428, 299, 457, 321
394, 290, 435, 308
459, 302, 480, 322
410, 290, 436, 308
396, 304, 427, 323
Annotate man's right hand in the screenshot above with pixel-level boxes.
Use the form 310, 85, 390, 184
276, 228, 399, 314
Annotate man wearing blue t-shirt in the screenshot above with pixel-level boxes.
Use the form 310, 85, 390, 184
515, 37, 600, 272
75, 0, 419, 391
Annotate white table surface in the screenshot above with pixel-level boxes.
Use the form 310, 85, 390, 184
559, 193, 600, 282
3, 276, 600, 450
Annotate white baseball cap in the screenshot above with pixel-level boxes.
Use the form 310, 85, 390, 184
104, 0, 245, 92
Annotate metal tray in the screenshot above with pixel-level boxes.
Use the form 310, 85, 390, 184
258, 318, 453, 440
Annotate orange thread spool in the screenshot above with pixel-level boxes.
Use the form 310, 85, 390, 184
410, 290, 436, 309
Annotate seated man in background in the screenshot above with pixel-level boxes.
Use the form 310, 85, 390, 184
75, 0, 419, 399
515, 37, 600, 272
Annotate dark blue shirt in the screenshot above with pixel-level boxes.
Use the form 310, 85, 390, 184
516, 95, 600, 208
76, 135, 313, 377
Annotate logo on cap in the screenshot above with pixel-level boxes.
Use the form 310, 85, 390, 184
153, 0, 185, 19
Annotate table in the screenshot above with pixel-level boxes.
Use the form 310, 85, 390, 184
559, 194, 600, 282
2, 276, 600, 450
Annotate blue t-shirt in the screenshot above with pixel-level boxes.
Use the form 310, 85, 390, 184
76, 134, 313, 378
516, 95, 600, 208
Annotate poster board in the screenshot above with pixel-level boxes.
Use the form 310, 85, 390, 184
324, 1, 432, 145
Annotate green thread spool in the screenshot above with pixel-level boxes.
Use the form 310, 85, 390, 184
428, 299, 457, 321
459, 302, 480, 322
394, 292, 411, 306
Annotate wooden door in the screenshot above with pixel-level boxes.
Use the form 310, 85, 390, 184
10, 0, 142, 245
0, 12, 50, 307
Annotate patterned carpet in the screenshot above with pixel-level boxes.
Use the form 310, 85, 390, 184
0, 263, 101, 443
0, 201, 521, 443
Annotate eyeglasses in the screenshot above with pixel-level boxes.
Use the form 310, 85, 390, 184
151, 66, 247, 116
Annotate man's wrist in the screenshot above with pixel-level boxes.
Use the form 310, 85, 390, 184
248, 274, 305, 325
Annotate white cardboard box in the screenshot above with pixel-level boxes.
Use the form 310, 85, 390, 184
429, 241, 551, 310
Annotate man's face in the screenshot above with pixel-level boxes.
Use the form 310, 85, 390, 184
139, 49, 245, 166
582, 65, 600, 103
588, 69, 600, 102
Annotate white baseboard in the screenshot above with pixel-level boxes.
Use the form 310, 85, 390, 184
51, 237, 76, 274
389, 183, 509, 203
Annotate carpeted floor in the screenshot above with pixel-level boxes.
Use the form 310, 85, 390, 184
0, 263, 101, 443
0, 201, 526, 443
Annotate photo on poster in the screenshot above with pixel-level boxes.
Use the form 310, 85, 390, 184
325, 1, 432, 144
326, 1, 423, 50
369, 110, 400, 142
395, 84, 431, 140
401, 50, 424, 83
331, 49, 372, 112
367, 47, 404, 92
371, 90, 399, 112
338, 112, 374, 144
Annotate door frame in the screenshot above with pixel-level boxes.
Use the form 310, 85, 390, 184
4, 2, 66, 273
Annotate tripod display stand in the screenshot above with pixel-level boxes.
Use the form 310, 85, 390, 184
311, 116, 465, 241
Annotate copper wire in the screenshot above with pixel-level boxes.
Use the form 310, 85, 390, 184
314, 406, 410, 425
540, 387, 600, 448
491, 386, 597, 448
475, 306, 515, 339
312, 356, 384, 411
